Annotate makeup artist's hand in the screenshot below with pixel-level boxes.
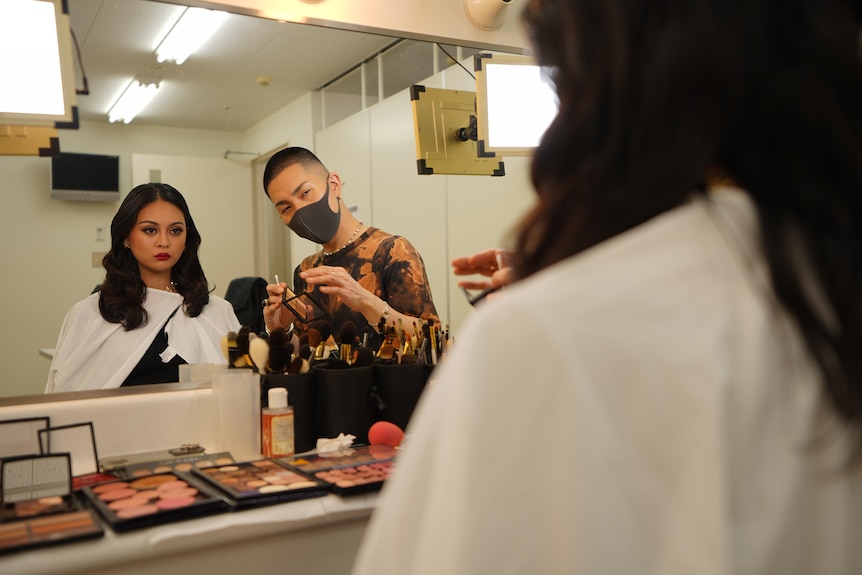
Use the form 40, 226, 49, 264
452, 248, 516, 290
300, 265, 382, 323
262, 282, 294, 332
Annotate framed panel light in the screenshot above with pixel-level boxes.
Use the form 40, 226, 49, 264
107, 80, 159, 124
474, 52, 558, 157
155, 7, 228, 65
0, 0, 77, 127
410, 85, 505, 176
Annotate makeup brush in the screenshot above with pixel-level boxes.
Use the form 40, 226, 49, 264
306, 328, 322, 349
289, 330, 301, 359
268, 345, 289, 374
311, 319, 332, 342
339, 321, 357, 345
235, 327, 252, 368
288, 356, 310, 374
220, 331, 236, 363
352, 346, 375, 367
268, 328, 285, 348
249, 336, 269, 374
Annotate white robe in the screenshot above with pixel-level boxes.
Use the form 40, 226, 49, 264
46, 289, 240, 393
352, 188, 862, 575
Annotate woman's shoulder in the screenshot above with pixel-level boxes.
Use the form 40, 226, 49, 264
204, 294, 235, 313
65, 292, 101, 317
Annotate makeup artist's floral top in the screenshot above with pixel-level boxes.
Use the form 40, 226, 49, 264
293, 227, 439, 345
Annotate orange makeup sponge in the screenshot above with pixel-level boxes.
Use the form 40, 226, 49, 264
368, 421, 405, 448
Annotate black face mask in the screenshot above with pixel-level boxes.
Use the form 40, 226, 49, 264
286, 182, 341, 244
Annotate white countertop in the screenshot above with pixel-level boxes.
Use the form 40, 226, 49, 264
2, 492, 376, 575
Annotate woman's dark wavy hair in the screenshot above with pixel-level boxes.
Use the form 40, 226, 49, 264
99, 183, 210, 329
518, 0, 862, 451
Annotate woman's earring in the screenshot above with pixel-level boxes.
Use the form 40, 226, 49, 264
123, 242, 130, 248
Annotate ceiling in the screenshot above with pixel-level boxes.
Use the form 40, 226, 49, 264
67, 0, 398, 132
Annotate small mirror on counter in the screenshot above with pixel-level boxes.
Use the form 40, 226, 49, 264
0, 417, 50, 459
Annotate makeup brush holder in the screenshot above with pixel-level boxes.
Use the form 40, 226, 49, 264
260, 373, 316, 454
313, 365, 376, 444
372, 363, 431, 431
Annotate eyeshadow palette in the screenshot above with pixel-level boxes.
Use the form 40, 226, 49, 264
191, 459, 330, 510
81, 472, 228, 532
0, 509, 103, 555
1, 453, 76, 522
276, 445, 398, 496
0, 453, 104, 554
101, 451, 236, 480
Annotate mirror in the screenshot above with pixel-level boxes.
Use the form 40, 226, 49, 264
0, 0, 523, 401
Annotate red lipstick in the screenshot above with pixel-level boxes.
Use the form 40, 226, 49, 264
155, 253, 171, 261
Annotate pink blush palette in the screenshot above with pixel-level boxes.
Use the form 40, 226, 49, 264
80, 472, 228, 532
276, 445, 398, 496
191, 459, 330, 510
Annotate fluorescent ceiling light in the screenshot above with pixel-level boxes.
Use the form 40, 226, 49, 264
155, 7, 228, 65
107, 80, 159, 124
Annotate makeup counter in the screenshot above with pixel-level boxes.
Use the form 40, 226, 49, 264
0, 381, 379, 575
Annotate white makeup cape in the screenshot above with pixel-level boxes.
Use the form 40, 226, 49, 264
46, 289, 240, 393
353, 189, 862, 575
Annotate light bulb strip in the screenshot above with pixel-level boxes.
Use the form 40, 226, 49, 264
107, 80, 159, 124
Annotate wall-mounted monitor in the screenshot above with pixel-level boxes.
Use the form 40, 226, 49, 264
474, 52, 558, 157
50, 153, 120, 202
0, 0, 77, 127
410, 84, 505, 176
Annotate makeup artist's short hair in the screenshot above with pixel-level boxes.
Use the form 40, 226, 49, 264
262, 147, 329, 197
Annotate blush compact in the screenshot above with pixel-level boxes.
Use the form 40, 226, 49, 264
276, 444, 398, 496
80, 472, 228, 532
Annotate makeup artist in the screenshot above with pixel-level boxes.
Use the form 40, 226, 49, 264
45, 183, 240, 393
354, 0, 862, 573
261, 147, 438, 346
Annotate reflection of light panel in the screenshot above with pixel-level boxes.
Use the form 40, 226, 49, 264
0, 0, 76, 126
108, 80, 160, 124
410, 85, 505, 176
475, 53, 558, 157
486, 64, 556, 147
155, 7, 228, 65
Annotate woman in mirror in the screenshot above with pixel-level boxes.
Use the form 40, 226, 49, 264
46, 183, 240, 393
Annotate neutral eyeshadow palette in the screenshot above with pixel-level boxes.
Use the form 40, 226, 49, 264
101, 451, 236, 480
1, 453, 77, 523
80, 472, 228, 532
0, 453, 104, 554
0, 509, 104, 555
190, 459, 330, 509
276, 445, 398, 496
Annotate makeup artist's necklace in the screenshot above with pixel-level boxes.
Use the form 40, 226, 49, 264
323, 222, 363, 257
164, 281, 177, 293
